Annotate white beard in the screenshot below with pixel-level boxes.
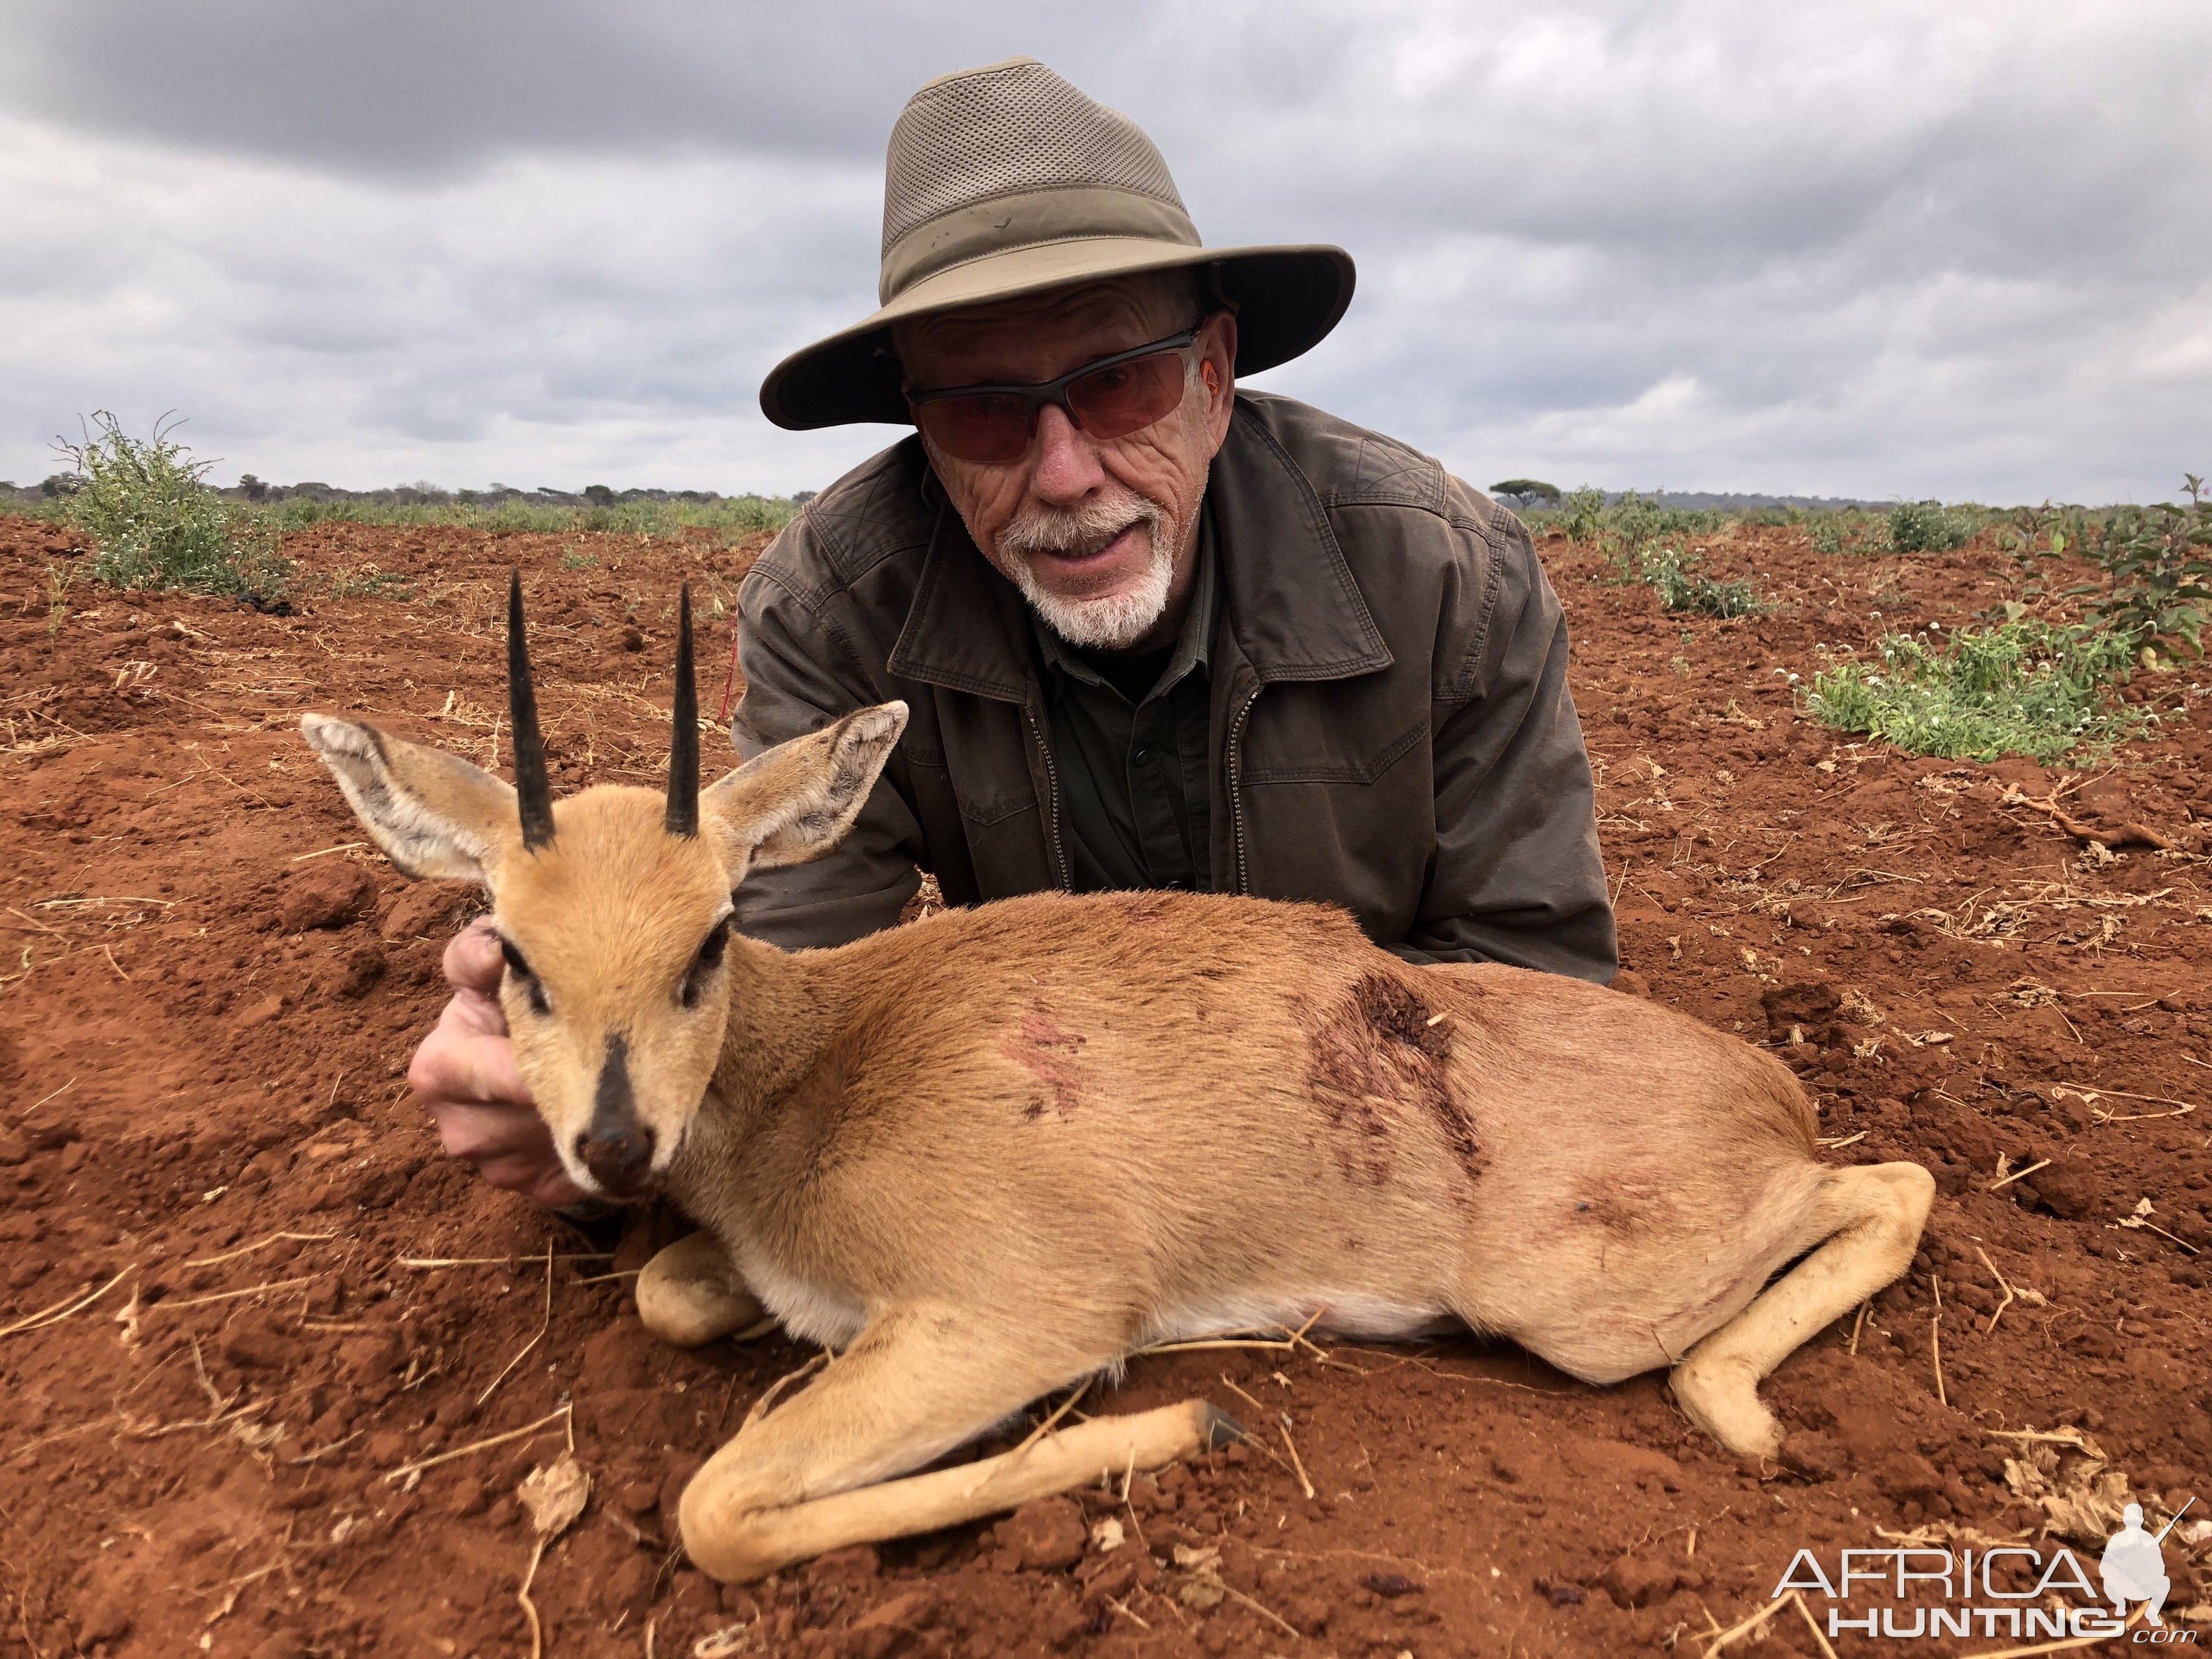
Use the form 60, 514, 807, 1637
997, 489, 1178, 650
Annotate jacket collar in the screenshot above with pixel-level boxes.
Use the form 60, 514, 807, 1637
887, 400, 1393, 698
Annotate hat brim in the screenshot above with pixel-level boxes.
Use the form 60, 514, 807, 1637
759, 240, 1355, 431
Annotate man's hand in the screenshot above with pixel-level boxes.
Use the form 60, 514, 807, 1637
407, 917, 589, 1208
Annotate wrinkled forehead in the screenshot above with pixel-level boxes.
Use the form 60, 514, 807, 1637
894, 271, 1200, 387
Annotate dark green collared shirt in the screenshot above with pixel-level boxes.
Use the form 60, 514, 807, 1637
1030, 522, 1219, 893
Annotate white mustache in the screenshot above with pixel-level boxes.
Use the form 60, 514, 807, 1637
998, 492, 1166, 560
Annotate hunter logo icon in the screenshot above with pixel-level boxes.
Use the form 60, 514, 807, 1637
2105, 1498, 2194, 1628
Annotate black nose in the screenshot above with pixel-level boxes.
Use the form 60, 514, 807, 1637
576, 1121, 655, 1191
579, 1033, 655, 1194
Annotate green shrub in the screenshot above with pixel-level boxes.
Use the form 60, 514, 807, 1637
1560, 486, 1606, 546
57, 413, 288, 600
2077, 474, 2212, 657
1637, 544, 1764, 618
1803, 618, 2148, 763
1886, 499, 1972, 554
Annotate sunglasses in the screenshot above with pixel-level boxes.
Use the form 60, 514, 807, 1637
905, 326, 1205, 465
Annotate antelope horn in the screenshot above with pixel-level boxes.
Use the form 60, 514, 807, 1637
506, 569, 556, 850
666, 582, 699, 838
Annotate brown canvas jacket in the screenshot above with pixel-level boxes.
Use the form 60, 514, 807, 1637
729, 391, 1618, 982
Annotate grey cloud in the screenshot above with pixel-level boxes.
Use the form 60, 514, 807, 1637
1, 1, 2206, 502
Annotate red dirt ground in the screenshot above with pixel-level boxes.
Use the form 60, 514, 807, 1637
1, 512, 2208, 1658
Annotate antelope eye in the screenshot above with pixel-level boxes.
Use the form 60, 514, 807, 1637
500, 938, 552, 1017
679, 919, 731, 1009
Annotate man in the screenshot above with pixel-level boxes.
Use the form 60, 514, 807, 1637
415, 58, 1616, 1207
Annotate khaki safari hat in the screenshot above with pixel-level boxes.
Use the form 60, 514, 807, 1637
759, 57, 1355, 430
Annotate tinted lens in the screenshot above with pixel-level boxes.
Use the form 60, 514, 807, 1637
912, 392, 1034, 464
1065, 350, 1188, 440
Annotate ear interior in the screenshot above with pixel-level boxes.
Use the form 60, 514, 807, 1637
300, 713, 517, 881
704, 701, 907, 873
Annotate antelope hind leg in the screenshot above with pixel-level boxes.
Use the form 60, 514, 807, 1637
636, 1232, 770, 1348
677, 1310, 1239, 1584
1671, 1161, 1935, 1456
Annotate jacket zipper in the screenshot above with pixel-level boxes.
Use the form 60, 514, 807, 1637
1225, 686, 1260, 895
1023, 704, 1072, 891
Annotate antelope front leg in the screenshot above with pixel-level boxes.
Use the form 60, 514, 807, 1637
635, 1233, 770, 1347
677, 1309, 1238, 1584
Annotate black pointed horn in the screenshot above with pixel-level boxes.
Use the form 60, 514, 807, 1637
506, 569, 556, 850
666, 583, 699, 838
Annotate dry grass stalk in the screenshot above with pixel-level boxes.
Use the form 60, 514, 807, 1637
18, 1075, 76, 1120
395, 1253, 612, 1270
1277, 1306, 1331, 1362
1848, 1300, 1868, 1356
740, 1351, 830, 1433
476, 1244, 555, 1408
518, 1536, 548, 1659
161, 1274, 320, 1309
287, 1430, 364, 1465
1701, 1587, 1805, 1654
1137, 1336, 1304, 1356
383, 1406, 571, 1484
1277, 1423, 1315, 1500
2041, 1081, 2202, 1112
287, 842, 367, 862
1790, 1588, 1841, 1659
186, 1230, 336, 1268
1929, 1274, 1947, 1408
1107, 1595, 1151, 1630
1215, 1579, 1301, 1640
1987, 1159, 2051, 1193
1218, 1374, 1269, 1417
0, 1265, 135, 1339
963, 1375, 1094, 1499
1974, 1246, 2018, 1334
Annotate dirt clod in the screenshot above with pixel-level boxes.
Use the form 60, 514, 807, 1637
1004, 1495, 1088, 1572
279, 861, 378, 933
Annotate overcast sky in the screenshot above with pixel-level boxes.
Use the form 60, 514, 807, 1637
3, 1, 2206, 503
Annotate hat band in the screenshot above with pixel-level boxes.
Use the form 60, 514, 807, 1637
880, 186, 1203, 304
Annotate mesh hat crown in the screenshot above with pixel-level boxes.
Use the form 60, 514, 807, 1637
760, 58, 1354, 431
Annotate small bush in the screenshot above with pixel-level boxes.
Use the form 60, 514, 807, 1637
2079, 474, 2212, 657
57, 413, 288, 600
1561, 486, 1606, 545
1886, 499, 1972, 554
1803, 618, 2148, 763
1638, 544, 1764, 618
1806, 511, 1874, 555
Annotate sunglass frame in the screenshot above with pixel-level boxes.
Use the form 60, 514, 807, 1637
903, 326, 1206, 454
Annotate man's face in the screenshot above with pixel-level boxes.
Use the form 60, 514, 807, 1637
895, 273, 1238, 652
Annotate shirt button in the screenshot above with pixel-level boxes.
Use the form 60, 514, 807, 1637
1135, 748, 1152, 764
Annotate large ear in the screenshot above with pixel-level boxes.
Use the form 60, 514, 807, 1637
300, 713, 516, 881
703, 701, 907, 873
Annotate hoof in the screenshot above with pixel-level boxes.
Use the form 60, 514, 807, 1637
636, 1233, 767, 1347
1671, 1354, 1781, 1459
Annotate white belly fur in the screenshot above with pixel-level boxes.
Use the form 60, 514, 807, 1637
1140, 1292, 1456, 1347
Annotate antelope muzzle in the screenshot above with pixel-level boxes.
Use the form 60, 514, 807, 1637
579, 1035, 657, 1195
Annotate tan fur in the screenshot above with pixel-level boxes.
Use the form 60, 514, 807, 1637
299, 702, 1934, 1585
